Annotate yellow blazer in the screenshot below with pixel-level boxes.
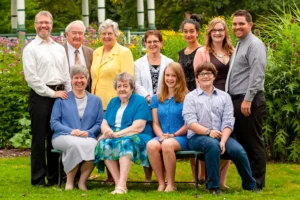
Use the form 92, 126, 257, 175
91, 42, 134, 109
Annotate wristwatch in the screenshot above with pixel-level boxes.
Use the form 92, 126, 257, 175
205, 129, 211, 136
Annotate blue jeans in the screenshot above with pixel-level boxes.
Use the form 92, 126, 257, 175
188, 135, 256, 190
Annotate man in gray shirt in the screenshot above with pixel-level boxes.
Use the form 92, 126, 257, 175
183, 61, 257, 195
226, 10, 267, 189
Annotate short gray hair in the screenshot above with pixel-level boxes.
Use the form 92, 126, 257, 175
65, 20, 86, 33
113, 72, 135, 90
70, 65, 89, 80
98, 19, 120, 36
35, 11, 53, 23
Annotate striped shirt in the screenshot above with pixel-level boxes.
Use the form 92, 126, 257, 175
182, 87, 235, 139
228, 32, 267, 101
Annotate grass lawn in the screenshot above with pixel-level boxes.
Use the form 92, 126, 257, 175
0, 157, 299, 200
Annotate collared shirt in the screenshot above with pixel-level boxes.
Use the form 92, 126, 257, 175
23, 35, 71, 97
67, 42, 87, 68
228, 32, 267, 101
182, 87, 235, 139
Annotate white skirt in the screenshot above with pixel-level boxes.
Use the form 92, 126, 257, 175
52, 135, 97, 174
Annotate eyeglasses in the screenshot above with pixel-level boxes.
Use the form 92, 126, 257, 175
35, 21, 52, 25
71, 31, 84, 36
211, 29, 225, 33
101, 32, 114, 37
199, 72, 214, 77
146, 40, 160, 45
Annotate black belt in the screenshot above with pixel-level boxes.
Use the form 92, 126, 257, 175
230, 91, 263, 101
47, 84, 64, 91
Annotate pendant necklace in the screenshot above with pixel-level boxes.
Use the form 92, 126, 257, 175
215, 53, 225, 58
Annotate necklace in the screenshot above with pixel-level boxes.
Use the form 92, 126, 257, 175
215, 53, 226, 58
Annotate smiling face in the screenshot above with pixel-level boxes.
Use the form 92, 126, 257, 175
100, 27, 117, 49
145, 34, 162, 54
210, 22, 226, 43
196, 69, 215, 89
164, 67, 177, 89
66, 23, 85, 49
72, 73, 87, 92
34, 15, 53, 40
232, 16, 252, 39
116, 80, 133, 100
183, 23, 199, 43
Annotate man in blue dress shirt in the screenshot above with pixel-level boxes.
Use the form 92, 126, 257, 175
183, 61, 257, 195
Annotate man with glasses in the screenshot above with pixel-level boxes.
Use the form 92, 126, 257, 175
226, 10, 267, 189
64, 20, 93, 91
23, 11, 71, 186
183, 61, 257, 195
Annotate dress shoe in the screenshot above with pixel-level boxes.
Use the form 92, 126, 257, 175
209, 188, 222, 195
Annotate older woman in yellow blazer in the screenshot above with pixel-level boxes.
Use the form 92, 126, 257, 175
91, 19, 134, 110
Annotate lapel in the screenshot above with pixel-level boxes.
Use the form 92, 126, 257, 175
63, 43, 71, 70
69, 92, 82, 128
142, 55, 153, 94
82, 45, 91, 69
96, 43, 120, 68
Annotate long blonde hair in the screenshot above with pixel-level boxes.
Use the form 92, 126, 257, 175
205, 18, 234, 56
158, 62, 187, 103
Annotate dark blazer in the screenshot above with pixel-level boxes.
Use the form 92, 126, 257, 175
63, 43, 93, 92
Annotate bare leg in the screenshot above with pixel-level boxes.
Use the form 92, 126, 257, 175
143, 166, 153, 182
78, 160, 94, 191
106, 167, 114, 182
105, 160, 120, 186
199, 161, 206, 181
65, 165, 79, 190
147, 140, 165, 191
220, 160, 231, 189
117, 154, 132, 189
162, 139, 181, 192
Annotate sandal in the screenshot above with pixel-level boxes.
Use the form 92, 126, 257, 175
157, 184, 166, 192
164, 185, 176, 192
111, 186, 128, 194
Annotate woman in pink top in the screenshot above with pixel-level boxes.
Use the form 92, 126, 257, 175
193, 18, 234, 189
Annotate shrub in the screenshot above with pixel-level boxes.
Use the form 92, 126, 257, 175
257, 4, 300, 162
0, 37, 30, 148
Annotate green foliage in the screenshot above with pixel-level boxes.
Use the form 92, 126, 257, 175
9, 118, 31, 148
0, 38, 30, 148
257, 3, 300, 162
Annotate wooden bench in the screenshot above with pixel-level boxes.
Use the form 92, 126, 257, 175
51, 149, 205, 188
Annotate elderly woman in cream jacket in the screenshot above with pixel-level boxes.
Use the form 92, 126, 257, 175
135, 30, 173, 104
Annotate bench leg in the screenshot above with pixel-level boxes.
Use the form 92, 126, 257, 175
195, 156, 199, 189
57, 153, 62, 188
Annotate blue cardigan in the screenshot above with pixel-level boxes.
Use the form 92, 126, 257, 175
51, 91, 104, 139
105, 93, 154, 143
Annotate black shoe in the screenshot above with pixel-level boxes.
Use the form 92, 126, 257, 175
32, 179, 46, 187
198, 179, 207, 185
209, 188, 222, 195
47, 180, 58, 187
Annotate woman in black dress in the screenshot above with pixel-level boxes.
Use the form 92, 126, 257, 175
178, 14, 202, 91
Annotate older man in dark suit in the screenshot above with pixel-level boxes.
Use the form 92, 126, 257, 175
64, 20, 93, 91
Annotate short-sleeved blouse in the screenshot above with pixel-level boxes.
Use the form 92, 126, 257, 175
178, 47, 200, 91
150, 95, 184, 134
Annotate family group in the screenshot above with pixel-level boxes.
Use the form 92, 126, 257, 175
22, 8, 267, 196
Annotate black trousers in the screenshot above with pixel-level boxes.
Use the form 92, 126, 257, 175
231, 91, 267, 189
29, 89, 59, 185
